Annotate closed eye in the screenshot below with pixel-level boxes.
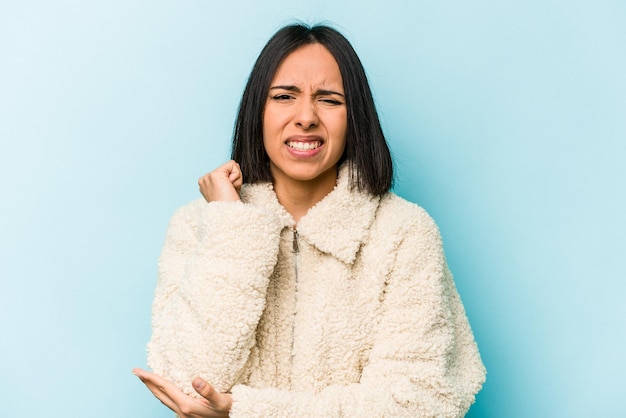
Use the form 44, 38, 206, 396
318, 98, 343, 105
271, 94, 294, 101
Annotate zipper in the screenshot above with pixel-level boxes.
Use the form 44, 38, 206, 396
289, 228, 299, 388
292, 228, 299, 272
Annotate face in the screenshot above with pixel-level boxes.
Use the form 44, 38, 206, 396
263, 43, 347, 190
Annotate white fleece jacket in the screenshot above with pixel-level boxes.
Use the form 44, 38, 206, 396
147, 167, 486, 417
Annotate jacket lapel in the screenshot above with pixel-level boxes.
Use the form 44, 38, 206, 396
297, 168, 380, 265
241, 166, 381, 265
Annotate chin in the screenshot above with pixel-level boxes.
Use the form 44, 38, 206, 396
271, 161, 339, 185
292, 166, 336, 181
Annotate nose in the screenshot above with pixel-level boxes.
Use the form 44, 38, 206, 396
294, 99, 319, 130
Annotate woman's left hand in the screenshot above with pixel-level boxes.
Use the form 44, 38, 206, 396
133, 368, 232, 417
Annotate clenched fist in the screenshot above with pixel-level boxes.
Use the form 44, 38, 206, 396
198, 160, 243, 202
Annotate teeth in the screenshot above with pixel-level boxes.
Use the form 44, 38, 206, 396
287, 141, 321, 151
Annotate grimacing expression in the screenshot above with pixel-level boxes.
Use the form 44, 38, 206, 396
263, 43, 347, 187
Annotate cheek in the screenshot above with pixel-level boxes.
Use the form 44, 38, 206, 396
336, 114, 348, 156
333, 112, 348, 141
263, 107, 286, 136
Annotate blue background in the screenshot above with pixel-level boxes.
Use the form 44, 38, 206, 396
1, 1, 625, 416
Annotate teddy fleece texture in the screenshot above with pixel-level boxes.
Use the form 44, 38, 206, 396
147, 167, 486, 417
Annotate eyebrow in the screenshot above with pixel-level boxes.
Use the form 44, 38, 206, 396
269, 85, 345, 97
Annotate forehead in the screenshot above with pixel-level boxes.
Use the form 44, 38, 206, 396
271, 43, 343, 88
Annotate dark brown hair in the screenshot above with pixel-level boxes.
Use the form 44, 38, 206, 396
232, 23, 393, 196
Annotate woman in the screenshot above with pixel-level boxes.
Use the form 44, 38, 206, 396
134, 23, 486, 417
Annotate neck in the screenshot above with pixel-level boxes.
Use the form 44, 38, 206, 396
272, 168, 338, 224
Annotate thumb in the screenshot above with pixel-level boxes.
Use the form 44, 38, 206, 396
228, 163, 243, 191
192, 377, 217, 401
228, 162, 242, 181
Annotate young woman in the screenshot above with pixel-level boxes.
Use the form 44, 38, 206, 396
134, 23, 486, 417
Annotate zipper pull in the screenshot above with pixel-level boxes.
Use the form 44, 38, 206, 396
292, 229, 299, 253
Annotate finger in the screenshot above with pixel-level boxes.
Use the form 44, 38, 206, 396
228, 162, 243, 188
226, 161, 239, 177
133, 369, 175, 404
223, 161, 238, 180
192, 378, 232, 412
192, 377, 216, 401
133, 369, 181, 414
145, 383, 180, 413
230, 172, 243, 189
198, 161, 242, 202
228, 168, 240, 183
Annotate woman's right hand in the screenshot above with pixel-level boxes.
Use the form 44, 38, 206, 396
133, 368, 232, 418
198, 160, 243, 202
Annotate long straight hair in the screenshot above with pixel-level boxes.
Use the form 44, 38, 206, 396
232, 24, 393, 196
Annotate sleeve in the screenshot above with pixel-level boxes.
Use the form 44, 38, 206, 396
146, 199, 283, 396
228, 211, 486, 417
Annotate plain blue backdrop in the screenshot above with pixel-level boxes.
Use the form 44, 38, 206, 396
1, 1, 625, 416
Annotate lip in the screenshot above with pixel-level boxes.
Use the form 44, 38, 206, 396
285, 135, 324, 156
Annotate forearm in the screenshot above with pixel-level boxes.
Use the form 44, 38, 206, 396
147, 200, 282, 394
229, 377, 458, 418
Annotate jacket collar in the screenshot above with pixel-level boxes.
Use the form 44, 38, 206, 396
241, 165, 381, 265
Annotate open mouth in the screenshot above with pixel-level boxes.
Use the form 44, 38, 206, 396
286, 140, 322, 151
